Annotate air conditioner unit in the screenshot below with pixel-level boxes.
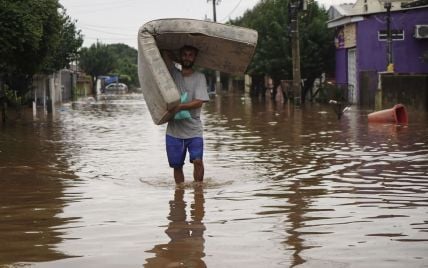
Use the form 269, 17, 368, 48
414, 25, 428, 39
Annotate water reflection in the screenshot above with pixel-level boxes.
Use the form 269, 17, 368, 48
0, 93, 427, 267
0, 121, 79, 265
204, 93, 428, 267
145, 186, 206, 268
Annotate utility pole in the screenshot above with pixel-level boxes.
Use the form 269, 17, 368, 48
209, 0, 222, 91
212, 0, 217, 22
379, 0, 398, 72
290, 0, 302, 105
385, 2, 393, 72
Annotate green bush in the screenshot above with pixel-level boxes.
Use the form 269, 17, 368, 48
0, 85, 22, 107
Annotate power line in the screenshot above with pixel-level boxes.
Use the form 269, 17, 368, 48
63, 0, 138, 9
80, 26, 135, 37
78, 22, 136, 30
66, 1, 138, 15
221, 0, 244, 22
84, 36, 135, 41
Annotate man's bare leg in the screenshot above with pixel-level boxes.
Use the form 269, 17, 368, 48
193, 159, 204, 182
174, 167, 185, 184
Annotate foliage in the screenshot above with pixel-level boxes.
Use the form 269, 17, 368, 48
78, 43, 139, 89
0, 0, 56, 76
0, 0, 82, 96
42, 10, 83, 73
230, 0, 288, 79
299, 1, 335, 94
117, 74, 132, 85
0, 84, 22, 107
230, 0, 335, 97
79, 42, 116, 88
107, 44, 138, 88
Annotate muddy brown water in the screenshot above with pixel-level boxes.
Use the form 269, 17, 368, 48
0, 93, 427, 268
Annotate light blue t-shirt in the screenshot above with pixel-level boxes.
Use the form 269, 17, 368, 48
167, 67, 209, 139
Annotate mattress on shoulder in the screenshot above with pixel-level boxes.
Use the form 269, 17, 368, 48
138, 18, 258, 125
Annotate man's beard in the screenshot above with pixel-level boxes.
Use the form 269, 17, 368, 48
182, 60, 194, 69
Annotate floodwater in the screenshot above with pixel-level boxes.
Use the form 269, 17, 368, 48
0, 93, 427, 268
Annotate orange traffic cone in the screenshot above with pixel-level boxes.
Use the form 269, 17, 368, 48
368, 104, 408, 124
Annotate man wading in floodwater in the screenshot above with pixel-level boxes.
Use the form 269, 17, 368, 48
162, 45, 210, 185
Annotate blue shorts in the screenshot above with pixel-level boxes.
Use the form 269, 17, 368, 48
166, 135, 204, 168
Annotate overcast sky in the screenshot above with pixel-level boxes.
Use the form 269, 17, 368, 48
59, 0, 352, 49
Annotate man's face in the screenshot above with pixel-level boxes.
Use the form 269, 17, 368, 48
180, 49, 197, 69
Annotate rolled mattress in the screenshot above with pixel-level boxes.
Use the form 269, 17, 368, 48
138, 18, 258, 125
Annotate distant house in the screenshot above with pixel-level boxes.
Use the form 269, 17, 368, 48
32, 70, 75, 108
327, 0, 428, 105
32, 66, 93, 111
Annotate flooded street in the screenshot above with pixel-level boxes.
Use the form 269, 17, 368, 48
1, 93, 428, 268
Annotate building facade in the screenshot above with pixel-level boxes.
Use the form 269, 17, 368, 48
328, 0, 428, 105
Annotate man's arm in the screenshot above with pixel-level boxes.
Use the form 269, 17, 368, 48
174, 99, 204, 112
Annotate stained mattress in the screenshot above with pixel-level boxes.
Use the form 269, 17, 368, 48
138, 18, 258, 125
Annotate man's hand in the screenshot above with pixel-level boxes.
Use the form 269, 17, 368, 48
180, 99, 203, 110
170, 104, 182, 114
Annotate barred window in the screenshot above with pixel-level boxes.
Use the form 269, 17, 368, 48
378, 29, 405, 41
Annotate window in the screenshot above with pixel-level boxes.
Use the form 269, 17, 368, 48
378, 29, 405, 41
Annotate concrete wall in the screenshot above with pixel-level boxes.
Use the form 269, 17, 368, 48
359, 70, 378, 108
32, 75, 49, 106
76, 74, 93, 98
61, 70, 75, 102
381, 74, 428, 111
32, 70, 78, 107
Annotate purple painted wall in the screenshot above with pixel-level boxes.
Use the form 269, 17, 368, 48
335, 48, 348, 84
334, 7, 428, 88
357, 7, 428, 74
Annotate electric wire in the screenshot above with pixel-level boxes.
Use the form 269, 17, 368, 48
62, 0, 139, 9
80, 26, 135, 37
221, 0, 244, 22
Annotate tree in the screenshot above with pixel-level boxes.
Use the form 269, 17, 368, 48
230, 0, 289, 79
299, 1, 335, 100
107, 44, 138, 88
230, 0, 334, 101
79, 42, 116, 92
0, 0, 82, 97
78, 43, 139, 91
42, 10, 83, 73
